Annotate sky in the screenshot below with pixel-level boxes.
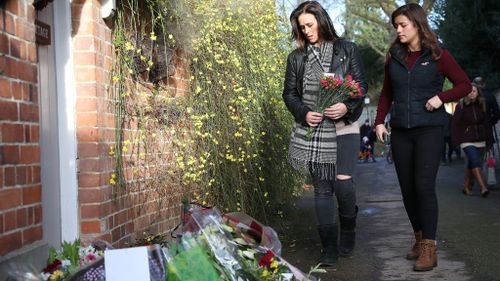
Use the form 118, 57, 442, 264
277, 0, 346, 35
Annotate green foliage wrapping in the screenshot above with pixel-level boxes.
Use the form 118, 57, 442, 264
184, 0, 303, 221
47, 240, 81, 265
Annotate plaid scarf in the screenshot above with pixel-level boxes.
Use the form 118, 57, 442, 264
288, 41, 337, 179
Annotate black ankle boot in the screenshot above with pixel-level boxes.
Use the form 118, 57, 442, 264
317, 224, 338, 266
339, 206, 358, 257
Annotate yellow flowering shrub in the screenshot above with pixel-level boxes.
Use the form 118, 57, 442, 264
185, 0, 302, 219
110, 0, 302, 222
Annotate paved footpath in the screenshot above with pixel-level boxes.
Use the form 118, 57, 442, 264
278, 158, 500, 281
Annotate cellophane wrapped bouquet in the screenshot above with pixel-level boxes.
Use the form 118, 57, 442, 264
166, 205, 316, 281
8, 205, 315, 281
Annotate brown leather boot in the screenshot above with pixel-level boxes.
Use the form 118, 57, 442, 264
414, 239, 437, 271
471, 167, 490, 197
406, 230, 422, 260
462, 169, 473, 195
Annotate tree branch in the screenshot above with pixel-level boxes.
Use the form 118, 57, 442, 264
349, 7, 392, 29
377, 0, 397, 19
422, 0, 435, 13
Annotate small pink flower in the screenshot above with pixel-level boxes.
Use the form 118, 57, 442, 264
84, 252, 97, 264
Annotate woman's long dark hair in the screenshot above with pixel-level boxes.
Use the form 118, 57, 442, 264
389, 3, 441, 60
461, 84, 487, 112
289, 1, 339, 51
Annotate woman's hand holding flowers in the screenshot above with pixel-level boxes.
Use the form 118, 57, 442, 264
324, 102, 347, 120
306, 111, 323, 127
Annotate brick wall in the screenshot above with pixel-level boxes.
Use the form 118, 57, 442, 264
0, 0, 191, 259
0, 1, 42, 257
72, 0, 190, 247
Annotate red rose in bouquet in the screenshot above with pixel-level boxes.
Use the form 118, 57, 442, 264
316, 74, 362, 112
306, 74, 363, 139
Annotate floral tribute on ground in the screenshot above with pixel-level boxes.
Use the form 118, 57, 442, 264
7, 206, 316, 281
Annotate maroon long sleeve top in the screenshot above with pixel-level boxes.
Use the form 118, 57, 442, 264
375, 49, 471, 126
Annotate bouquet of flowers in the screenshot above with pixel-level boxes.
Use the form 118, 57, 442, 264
176, 205, 315, 281
306, 74, 363, 139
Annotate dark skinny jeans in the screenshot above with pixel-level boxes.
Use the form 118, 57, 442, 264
312, 134, 358, 226
391, 126, 443, 240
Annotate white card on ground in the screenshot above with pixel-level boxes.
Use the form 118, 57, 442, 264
104, 246, 150, 281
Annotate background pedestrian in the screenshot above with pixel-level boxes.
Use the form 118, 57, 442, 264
451, 82, 493, 197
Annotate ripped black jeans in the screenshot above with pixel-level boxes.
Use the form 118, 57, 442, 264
313, 134, 358, 226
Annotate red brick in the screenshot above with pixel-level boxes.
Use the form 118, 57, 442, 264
114, 210, 128, 225
4, 210, 17, 231
78, 143, 99, 158
81, 220, 101, 234
27, 4, 35, 21
78, 158, 100, 172
73, 52, 97, 66
0, 231, 22, 256
16, 166, 28, 185
19, 145, 40, 164
17, 207, 28, 228
0, 167, 3, 187
16, 19, 35, 42
77, 20, 96, 35
75, 66, 96, 82
0, 188, 22, 210
79, 188, 102, 204
81, 204, 100, 219
19, 103, 39, 122
9, 37, 22, 58
22, 185, 41, 205
13, 18, 25, 41
27, 43, 36, 62
0, 77, 10, 98
77, 127, 99, 142
78, 173, 100, 187
111, 227, 120, 242
0, 33, 8, 54
3, 10, 14, 35
1, 123, 25, 142
27, 124, 40, 143
4, 56, 18, 79
22, 225, 43, 246
29, 84, 38, 103
77, 112, 98, 127
0, 213, 3, 233
75, 83, 98, 97
34, 204, 42, 223
27, 206, 34, 224
75, 36, 96, 51
11, 81, 23, 100
15, 61, 37, 83
76, 97, 97, 112
4, 166, 15, 186
32, 165, 40, 183
5, 0, 19, 15
2, 145, 20, 164
0, 100, 18, 121
0, 51, 4, 72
